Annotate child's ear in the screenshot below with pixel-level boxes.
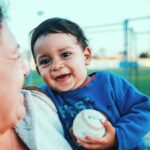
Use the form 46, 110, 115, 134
84, 47, 91, 65
36, 64, 41, 75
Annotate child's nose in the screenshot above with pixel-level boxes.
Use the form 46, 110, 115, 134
51, 59, 64, 71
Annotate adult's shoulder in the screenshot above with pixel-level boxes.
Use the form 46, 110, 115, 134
22, 87, 57, 113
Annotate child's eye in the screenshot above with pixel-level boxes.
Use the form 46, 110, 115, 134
61, 52, 72, 58
39, 58, 51, 65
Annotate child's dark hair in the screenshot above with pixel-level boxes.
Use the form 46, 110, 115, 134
30, 17, 89, 62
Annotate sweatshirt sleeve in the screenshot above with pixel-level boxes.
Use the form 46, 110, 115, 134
110, 73, 150, 150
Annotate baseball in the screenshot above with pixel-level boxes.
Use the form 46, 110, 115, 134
72, 109, 107, 141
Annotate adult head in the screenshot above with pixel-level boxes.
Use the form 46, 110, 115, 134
0, 5, 29, 132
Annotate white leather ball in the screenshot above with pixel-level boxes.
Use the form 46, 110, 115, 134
73, 109, 106, 141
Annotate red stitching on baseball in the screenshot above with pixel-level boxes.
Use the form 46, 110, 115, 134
81, 111, 104, 131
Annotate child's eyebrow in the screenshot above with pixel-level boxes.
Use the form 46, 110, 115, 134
36, 46, 72, 60
58, 46, 71, 51
36, 52, 51, 60
37, 54, 48, 60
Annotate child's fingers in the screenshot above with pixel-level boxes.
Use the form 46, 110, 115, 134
76, 121, 117, 149
77, 139, 105, 150
84, 135, 108, 145
84, 136, 102, 143
101, 120, 117, 147
101, 120, 115, 136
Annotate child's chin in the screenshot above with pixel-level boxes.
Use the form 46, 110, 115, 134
56, 86, 72, 92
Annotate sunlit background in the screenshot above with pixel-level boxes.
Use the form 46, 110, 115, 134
8, 0, 150, 57
6, 0, 150, 91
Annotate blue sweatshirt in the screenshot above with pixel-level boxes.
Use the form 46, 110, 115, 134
41, 71, 150, 150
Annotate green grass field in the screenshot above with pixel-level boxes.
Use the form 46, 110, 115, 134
25, 68, 150, 96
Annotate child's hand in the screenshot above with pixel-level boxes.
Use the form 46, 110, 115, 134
76, 120, 117, 149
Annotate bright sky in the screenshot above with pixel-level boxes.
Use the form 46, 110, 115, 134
7, 0, 150, 57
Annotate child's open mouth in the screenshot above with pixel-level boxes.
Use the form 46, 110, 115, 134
55, 74, 70, 81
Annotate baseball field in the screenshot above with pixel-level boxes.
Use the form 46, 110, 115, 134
25, 68, 150, 97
